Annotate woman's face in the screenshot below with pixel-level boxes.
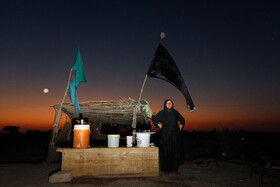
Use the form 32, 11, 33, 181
166, 100, 173, 109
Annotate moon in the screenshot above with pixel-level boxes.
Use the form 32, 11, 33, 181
43, 88, 49, 93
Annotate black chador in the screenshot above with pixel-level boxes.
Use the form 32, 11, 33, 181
152, 99, 185, 173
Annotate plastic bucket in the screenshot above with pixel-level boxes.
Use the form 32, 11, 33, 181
136, 133, 151, 147
73, 125, 90, 148
108, 134, 120, 147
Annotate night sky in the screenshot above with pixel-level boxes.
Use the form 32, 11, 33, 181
1, 0, 279, 132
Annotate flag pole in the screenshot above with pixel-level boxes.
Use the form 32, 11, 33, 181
137, 74, 148, 103
131, 73, 148, 145
47, 68, 73, 162
131, 74, 148, 129
132, 33, 165, 136
57, 68, 73, 130
53, 68, 73, 139
135, 32, 166, 107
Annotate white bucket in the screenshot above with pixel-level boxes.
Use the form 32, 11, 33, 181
136, 133, 151, 147
107, 134, 120, 147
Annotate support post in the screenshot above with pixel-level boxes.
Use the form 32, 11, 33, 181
132, 74, 148, 128
47, 69, 73, 162
131, 74, 148, 144
138, 74, 148, 103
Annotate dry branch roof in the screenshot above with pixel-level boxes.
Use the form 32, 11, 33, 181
52, 99, 151, 125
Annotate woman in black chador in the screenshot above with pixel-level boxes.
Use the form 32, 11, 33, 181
152, 99, 185, 174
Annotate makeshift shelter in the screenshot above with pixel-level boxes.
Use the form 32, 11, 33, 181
55, 99, 151, 124
52, 98, 152, 142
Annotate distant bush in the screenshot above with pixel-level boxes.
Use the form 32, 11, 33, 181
2, 126, 21, 135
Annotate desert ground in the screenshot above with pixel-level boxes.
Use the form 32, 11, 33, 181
0, 160, 279, 186
0, 130, 279, 186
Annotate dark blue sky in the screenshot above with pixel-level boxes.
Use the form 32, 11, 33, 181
1, 0, 280, 131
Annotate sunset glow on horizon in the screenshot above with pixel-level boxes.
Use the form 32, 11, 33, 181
1, 1, 279, 133
1, 92, 279, 132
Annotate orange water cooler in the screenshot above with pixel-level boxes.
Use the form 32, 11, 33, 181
73, 124, 90, 148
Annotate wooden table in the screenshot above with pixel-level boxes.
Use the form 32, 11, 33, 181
57, 147, 159, 178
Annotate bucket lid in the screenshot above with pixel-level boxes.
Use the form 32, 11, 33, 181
108, 134, 120, 138
74, 124, 90, 130
132, 132, 155, 135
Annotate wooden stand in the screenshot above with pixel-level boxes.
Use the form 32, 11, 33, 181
57, 147, 159, 178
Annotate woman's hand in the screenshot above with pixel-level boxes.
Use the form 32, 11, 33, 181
179, 124, 183, 131
158, 124, 162, 129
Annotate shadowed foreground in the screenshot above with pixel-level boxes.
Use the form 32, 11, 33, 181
0, 130, 279, 186
0, 161, 279, 186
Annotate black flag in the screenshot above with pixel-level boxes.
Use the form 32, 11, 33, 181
147, 43, 195, 111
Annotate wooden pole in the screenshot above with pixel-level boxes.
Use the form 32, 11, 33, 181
54, 68, 73, 139
138, 74, 148, 103
137, 32, 164, 104
47, 68, 73, 162
132, 73, 148, 140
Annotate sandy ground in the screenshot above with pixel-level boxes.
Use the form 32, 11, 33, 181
0, 160, 279, 187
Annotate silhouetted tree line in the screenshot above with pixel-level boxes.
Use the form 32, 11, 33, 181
0, 126, 52, 163
0, 126, 279, 166
2, 126, 20, 135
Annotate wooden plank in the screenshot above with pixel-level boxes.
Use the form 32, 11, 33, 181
57, 147, 159, 178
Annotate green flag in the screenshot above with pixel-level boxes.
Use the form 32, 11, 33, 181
72, 48, 87, 88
